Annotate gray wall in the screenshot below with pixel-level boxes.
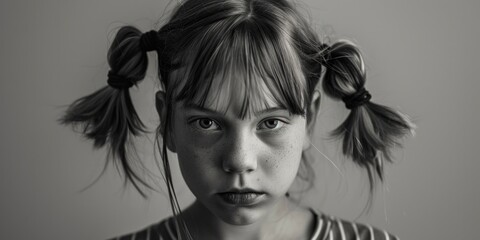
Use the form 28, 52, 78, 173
1, 0, 478, 239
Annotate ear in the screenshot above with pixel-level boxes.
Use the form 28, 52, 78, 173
155, 91, 176, 152
303, 90, 321, 151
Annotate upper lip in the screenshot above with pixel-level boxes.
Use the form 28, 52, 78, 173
219, 188, 264, 194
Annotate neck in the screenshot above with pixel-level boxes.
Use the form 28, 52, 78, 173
179, 197, 313, 240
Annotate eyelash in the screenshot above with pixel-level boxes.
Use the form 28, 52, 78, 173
191, 118, 221, 131
190, 118, 287, 131
257, 119, 286, 130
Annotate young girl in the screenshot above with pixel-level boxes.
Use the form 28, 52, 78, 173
61, 0, 414, 239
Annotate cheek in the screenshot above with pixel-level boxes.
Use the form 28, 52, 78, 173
270, 143, 303, 174
261, 127, 306, 187
175, 133, 220, 172
176, 138, 214, 171
174, 130, 222, 195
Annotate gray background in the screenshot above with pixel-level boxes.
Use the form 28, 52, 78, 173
1, 0, 479, 239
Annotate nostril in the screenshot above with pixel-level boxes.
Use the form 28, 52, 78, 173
222, 162, 256, 174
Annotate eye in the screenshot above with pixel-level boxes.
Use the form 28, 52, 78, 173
258, 119, 285, 130
193, 118, 220, 130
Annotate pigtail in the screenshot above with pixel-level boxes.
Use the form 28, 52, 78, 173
321, 40, 415, 190
60, 26, 156, 196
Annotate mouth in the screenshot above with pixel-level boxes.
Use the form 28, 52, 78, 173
217, 189, 266, 206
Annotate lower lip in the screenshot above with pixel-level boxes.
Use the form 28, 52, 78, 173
217, 192, 265, 206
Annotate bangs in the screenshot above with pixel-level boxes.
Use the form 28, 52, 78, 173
173, 17, 307, 119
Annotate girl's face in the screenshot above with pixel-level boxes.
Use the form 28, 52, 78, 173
161, 76, 314, 226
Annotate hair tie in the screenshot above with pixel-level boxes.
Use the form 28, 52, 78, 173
107, 71, 134, 89
342, 87, 371, 109
139, 30, 161, 52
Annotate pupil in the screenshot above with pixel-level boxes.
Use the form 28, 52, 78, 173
265, 120, 278, 128
200, 119, 212, 128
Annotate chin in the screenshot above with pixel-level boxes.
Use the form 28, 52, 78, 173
217, 207, 264, 225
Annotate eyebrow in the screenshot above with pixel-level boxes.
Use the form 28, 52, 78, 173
183, 102, 288, 116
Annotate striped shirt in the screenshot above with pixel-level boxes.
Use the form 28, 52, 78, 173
109, 211, 398, 240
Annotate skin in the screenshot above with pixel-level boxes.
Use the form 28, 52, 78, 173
155, 85, 321, 240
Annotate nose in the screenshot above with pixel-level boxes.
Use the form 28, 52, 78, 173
222, 129, 258, 174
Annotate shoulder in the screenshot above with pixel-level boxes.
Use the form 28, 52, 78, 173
107, 217, 178, 240
313, 211, 399, 240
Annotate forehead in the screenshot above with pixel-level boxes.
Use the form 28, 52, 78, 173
170, 69, 284, 118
